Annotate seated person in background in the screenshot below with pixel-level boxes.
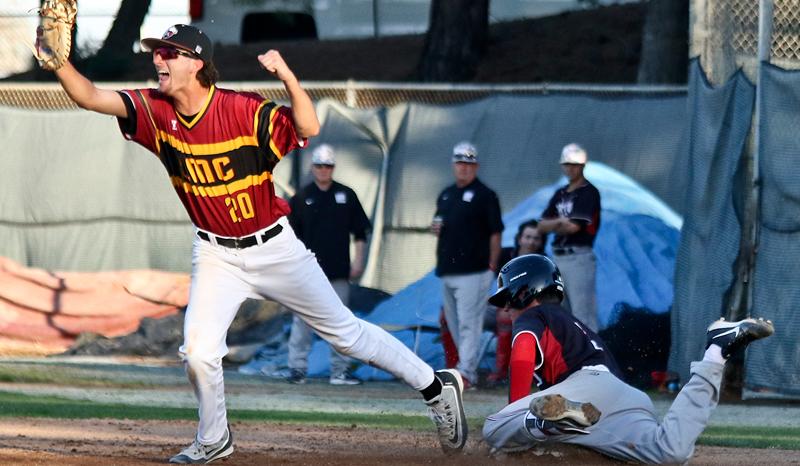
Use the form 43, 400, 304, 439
486, 220, 546, 386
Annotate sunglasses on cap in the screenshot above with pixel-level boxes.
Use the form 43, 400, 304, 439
452, 153, 477, 163
154, 46, 197, 60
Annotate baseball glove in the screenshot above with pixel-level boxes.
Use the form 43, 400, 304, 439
31, 0, 78, 71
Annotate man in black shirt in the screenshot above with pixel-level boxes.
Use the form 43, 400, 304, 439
538, 143, 601, 331
431, 141, 504, 388
285, 144, 371, 385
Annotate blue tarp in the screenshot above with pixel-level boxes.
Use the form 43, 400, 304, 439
242, 162, 682, 381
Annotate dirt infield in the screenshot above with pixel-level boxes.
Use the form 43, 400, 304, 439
1, 358, 798, 464
0, 418, 797, 465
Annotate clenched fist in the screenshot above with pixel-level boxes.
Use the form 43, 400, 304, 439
258, 50, 295, 82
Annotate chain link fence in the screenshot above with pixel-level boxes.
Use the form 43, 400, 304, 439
0, 82, 686, 110
695, 0, 800, 83
770, 0, 800, 67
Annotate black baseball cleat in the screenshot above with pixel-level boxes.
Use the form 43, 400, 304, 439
529, 394, 601, 431
426, 369, 468, 454
285, 368, 307, 385
706, 317, 775, 359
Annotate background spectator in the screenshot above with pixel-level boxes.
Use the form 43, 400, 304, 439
285, 144, 371, 385
486, 219, 546, 386
431, 141, 504, 389
537, 143, 601, 331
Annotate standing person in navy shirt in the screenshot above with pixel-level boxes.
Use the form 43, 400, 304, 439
431, 141, 504, 388
483, 254, 775, 464
285, 144, 371, 385
538, 143, 601, 331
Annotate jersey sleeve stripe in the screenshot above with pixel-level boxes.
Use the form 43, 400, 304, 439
170, 171, 273, 197
253, 99, 269, 139
135, 90, 161, 154
267, 105, 284, 160
157, 130, 258, 156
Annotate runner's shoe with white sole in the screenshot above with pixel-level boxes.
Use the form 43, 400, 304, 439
706, 317, 775, 359
169, 424, 234, 464
329, 371, 362, 385
529, 394, 601, 432
426, 369, 468, 454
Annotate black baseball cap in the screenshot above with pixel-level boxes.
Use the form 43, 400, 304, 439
141, 24, 213, 62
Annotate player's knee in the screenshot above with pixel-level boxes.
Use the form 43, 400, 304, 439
660, 445, 694, 464
332, 319, 385, 361
325, 317, 365, 354
669, 450, 693, 464
482, 419, 500, 445
329, 331, 361, 357
180, 343, 220, 369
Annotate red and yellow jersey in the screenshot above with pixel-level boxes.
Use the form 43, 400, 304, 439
117, 85, 304, 237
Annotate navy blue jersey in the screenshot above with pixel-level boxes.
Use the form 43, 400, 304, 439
541, 181, 601, 248
512, 303, 621, 388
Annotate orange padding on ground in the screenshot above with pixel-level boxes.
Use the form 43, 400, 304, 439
0, 257, 190, 356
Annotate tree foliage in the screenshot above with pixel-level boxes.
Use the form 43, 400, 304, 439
84, 0, 153, 79
637, 0, 689, 84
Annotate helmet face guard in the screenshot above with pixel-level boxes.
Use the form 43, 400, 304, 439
488, 254, 564, 309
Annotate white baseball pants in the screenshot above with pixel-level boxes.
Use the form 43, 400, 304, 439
180, 216, 435, 444
287, 278, 353, 376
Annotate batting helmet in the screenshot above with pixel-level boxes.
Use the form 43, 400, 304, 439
488, 254, 564, 309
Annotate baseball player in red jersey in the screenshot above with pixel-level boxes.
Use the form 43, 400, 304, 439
482, 254, 775, 463
47, 24, 466, 463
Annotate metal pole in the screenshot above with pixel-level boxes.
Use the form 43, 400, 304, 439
745, 0, 773, 315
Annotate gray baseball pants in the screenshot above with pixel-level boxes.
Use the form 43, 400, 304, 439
483, 361, 724, 464
287, 278, 352, 377
553, 246, 598, 331
440, 269, 495, 384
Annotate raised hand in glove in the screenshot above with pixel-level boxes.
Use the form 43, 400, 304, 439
30, 0, 78, 71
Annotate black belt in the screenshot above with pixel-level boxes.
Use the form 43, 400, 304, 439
197, 224, 283, 249
553, 247, 576, 256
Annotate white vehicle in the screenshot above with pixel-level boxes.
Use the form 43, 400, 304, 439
0, 0, 187, 78
189, 0, 604, 45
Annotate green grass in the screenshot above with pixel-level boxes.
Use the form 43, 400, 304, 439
0, 391, 473, 431
0, 391, 797, 450
699, 425, 800, 450
0, 365, 151, 389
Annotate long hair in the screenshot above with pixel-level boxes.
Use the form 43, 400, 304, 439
197, 60, 219, 87
514, 219, 545, 255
